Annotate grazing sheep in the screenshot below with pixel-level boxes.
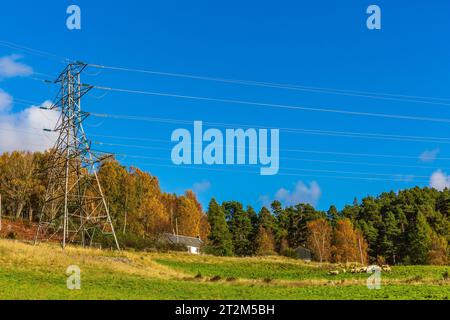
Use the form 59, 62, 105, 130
381, 265, 392, 272
328, 270, 340, 276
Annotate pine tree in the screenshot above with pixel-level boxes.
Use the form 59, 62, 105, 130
206, 198, 233, 256
407, 212, 432, 264
327, 205, 340, 226
378, 211, 400, 264
223, 201, 253, 256
246, 206, 259, 254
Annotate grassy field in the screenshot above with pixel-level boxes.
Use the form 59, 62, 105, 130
0, 239, 449, 300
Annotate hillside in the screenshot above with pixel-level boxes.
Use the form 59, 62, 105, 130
0, 239, 449, 300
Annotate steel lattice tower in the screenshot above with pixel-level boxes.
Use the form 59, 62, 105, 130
35, 62, 120, 250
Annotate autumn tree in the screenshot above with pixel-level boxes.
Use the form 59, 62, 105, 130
0, 151, 44, 220
176, 191, 203, 237
98, 159, 129, 228
119, 167, 169, 238
134, 196, 170, 237
199, 213, 211, 241
427, 232, 448, 265
332, 219, 368, 264
255, 225, 276, 255
306, 218, 332, 263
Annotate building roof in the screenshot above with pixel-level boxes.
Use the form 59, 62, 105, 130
163, 233, 203, 247
294, 246, 312, 260
294, 245, 311, 252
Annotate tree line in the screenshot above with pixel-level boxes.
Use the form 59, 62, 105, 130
0, 151, 449, 265
0, 151, 209, 246
206, 189, 449, 265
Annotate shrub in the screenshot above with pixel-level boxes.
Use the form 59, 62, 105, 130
202, 245, 233, 257
210, 275, 221, 282
6, 231, 17, 240
376, 255, 386, 266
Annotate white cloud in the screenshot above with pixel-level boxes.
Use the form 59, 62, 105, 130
430, 170, 450, 191
0, 54, 33, 79
0, 90, 13, 112
274, 180, 322, 207
0, 100, 58, 153
192, 180, 211, 193
419, 148, 440, 163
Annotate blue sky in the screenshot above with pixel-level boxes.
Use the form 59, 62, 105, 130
1, 0, 450, 211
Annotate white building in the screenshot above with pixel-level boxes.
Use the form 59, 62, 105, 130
163, 233, 203, 254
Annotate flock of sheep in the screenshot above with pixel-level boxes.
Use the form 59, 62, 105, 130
328, 264, 392, 275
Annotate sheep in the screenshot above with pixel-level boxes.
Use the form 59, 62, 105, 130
328, 270, 340, 276
381, 265, 392, 272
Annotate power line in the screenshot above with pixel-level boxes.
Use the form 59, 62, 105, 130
118, 161, 431, 184
0, 39, 72, 63
88, 63, 450, 106
97, 149, 450, 171
3, 38, 449, 106
0, 124, 436, 182
92, 140, 450, 161
92, 85, 450, 124
90, 140, 443, 178
89, 112, 450, 144
12, 96, 450, 144
4, 114, 449, 164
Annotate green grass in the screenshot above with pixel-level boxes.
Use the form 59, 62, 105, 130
0, 239, 449, 300
1, 267, 449, 300
154, 255, 450, 282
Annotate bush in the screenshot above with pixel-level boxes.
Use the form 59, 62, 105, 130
376, 255, 386, 266
6, 231, 17, 240
210, 275, 221, 282
202, 245, 233, 257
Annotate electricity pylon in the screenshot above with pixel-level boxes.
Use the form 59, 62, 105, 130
35, 62, 120, 250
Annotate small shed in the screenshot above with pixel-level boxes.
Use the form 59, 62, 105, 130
163, 233, 203, 254
294, 246, 312, 261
